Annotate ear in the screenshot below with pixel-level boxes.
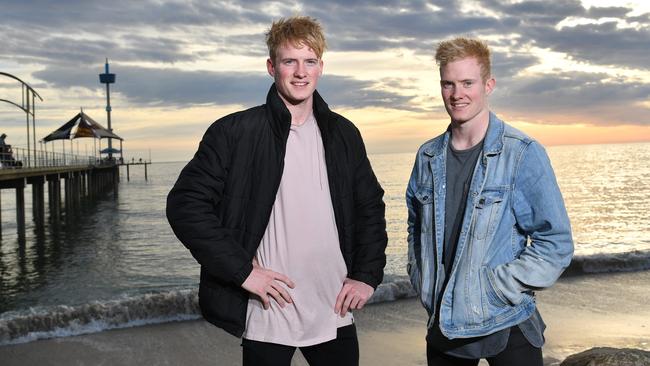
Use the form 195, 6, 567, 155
485, 77, 496, 95
319, 59, 324, 76
267, 58, 275, 78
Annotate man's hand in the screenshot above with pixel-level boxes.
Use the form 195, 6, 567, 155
334, 278, 374, 316
241, 261, 295, 309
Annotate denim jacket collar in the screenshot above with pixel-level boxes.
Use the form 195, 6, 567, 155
422, 112, 504, 158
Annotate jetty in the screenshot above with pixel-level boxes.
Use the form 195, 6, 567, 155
0, 63, 149, 239
0, 154, 119, 239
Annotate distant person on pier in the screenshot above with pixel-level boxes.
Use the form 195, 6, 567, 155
406, 37, 574, 366
0, 133, 6, 146
167, 16, 387, 366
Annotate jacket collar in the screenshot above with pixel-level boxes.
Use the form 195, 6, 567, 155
423, 112, 504, 157
265, 83, 332, 142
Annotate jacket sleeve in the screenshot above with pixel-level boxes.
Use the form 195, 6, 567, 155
489, 141, 574, 305
166, 121, 253, 287
406, 156, 422, 295
348, 128, 388, 289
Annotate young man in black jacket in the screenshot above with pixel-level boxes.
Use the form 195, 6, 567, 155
166, 16, 387, 366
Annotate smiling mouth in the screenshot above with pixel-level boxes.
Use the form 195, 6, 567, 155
291, 81, 309, 87
451, 102, 469, 108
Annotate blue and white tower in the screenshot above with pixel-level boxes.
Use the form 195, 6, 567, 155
99, 59, 116, 160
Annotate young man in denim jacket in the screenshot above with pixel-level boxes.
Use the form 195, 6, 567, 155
406, 37, 573, 365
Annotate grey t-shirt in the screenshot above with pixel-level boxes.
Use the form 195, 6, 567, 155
443, 139, 483, 275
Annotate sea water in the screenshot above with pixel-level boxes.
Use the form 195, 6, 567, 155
0, 142, 648, 344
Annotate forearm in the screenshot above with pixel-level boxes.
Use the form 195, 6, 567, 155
350, 153, 387, 289
166, 123, 252, 286
491, 230, 573, 304
491, 141, 574, 304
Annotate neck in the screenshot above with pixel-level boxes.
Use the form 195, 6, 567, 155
449, 110, 490, 150
278, 93, 314, 126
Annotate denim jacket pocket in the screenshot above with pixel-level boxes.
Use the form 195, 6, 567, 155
472, 190, 505, 240
415, 186, 433, 206
407, 262, 422, 295
481, 266, 510, 308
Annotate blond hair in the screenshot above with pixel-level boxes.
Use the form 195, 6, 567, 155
435, 37, 491, 81
265, 16, 327, 61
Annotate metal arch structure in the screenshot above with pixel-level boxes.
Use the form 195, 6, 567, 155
0, 72, 43, 167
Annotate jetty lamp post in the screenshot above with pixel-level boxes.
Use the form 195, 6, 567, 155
99, 59, 116, 161
0, 72, 43, 167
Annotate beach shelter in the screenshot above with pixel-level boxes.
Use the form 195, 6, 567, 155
42, 110, 123, 162
99, 147, 121, 154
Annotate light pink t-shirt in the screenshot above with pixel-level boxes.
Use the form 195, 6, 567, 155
242, 113, 353, 346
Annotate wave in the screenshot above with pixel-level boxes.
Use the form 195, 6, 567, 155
0, 279, 416, 346
3, 250, 649, 347
564, 250, 650, 276
0, 289, 200, 346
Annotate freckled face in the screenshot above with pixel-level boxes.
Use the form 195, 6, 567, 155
440, 57, 494, 125
267, 42, 323, 106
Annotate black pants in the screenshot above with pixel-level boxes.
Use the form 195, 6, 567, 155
242, 324, 359, 366
427, 326, 543, 366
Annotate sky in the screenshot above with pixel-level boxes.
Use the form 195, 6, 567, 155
0, 0, 649, 162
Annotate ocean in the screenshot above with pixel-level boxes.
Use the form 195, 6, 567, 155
1, 142, 649, 344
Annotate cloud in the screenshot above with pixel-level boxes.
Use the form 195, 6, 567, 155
521, 22, 650, 70
478, 1, 650, 70
483, 0, 586, 25
492, 71, 650, 126
32, 65, 420, 111
2, 0, 649, 133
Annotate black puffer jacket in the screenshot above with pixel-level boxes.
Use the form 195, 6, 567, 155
166, 84, 387, 337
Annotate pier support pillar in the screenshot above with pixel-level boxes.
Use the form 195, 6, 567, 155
16, 185, 25, 240
28, 176, 46, 225
64, 173, 72, 212
73, 172, 81, 208
0, 179, 26, 238
48, 175, 61, 222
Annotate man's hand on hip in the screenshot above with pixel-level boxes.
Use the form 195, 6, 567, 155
335, 278, 374, 316
241, 261, 295, 310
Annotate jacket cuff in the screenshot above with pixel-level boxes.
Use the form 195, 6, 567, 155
232, 261, 254, 287
349, 272, 381, 290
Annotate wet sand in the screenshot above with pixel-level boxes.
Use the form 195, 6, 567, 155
1, 271, 649, 365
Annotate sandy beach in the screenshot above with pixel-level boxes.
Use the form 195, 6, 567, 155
1, 270, 649, 366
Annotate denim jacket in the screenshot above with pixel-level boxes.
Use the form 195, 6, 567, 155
406, 113, 573, 339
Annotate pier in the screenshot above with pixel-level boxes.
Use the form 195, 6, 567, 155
0, 64, 147, 240
122, 160, 151, 182
0, 151, 120, 240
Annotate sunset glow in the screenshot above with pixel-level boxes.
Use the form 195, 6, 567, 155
0, 0, 648, 161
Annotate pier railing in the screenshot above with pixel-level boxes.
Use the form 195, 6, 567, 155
0, 145, 107, 169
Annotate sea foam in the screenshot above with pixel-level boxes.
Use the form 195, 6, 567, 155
2, 250, 649, 346
565, 250, 650, 275
0, 280, 416, 346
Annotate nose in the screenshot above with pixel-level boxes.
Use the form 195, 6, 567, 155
450, 85, 462, 100
294, 62, 306, 78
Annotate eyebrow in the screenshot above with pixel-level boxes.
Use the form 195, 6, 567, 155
441, 78, 476, 83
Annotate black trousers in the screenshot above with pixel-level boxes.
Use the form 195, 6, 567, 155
427, 326, 543, 366
242, 324, 359, 366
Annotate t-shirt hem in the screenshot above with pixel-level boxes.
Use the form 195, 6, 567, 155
242, 332, 337, 348
242, 320, 355, 347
